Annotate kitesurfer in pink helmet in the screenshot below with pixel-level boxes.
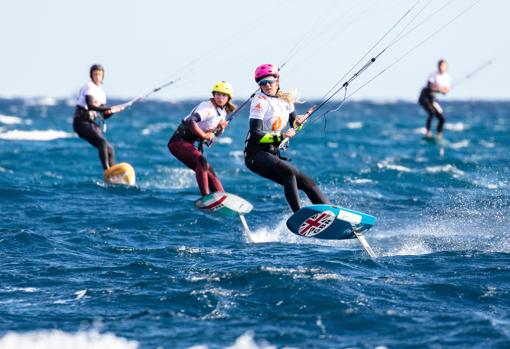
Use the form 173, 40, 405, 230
244, 64, 330, 212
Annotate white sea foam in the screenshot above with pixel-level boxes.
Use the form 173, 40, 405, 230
140, 122, 172, 136
0, 330, 138, 349
142, 167, 194, 190
44, 171, 63, 179
313, 273, 347, 281
0, 166, 13, 174
2, 287, 38, 293
224, 332, 279, 349
414, 127, 427, 135
187, 331, 280, 349
376, 226, 443, 257
326, 142, 338, 148
0, 129, 74, 141
0, 115, 22, 125
479, 140, 495, 148
177, 245, 203, 254
444, 122, 467, 131
425, 164, 464, 178
261, 266, 322, 275
346, 121, 363, 129
217, 137, 232, 144
384, 239, 433, 257
473, 311, 510, 339
246, 220, 293, 244
448, 139, 470, 149
345, 177, 374, 185
471, 179, 505, 189
176, 245, 233, 257
75, 289, 87, 300
187, 274, 221, 282
25, 97, 58, 106
247, 219, 358, 250
377, 160, 413, 173
480, 286, 497, 298
376, 209, 510, 256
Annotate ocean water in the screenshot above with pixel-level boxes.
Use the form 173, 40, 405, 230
0, 97, 509, 349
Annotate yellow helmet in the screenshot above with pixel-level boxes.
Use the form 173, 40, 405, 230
211, 81, 233, 99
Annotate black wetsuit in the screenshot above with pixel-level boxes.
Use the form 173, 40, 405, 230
73, 96, 115, 170
419, 84, 445, 134
244, 110, 330, 213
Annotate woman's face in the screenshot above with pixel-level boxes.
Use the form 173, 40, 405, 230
259, 77, 279, 96
439, 62, 447, 74
91, 70, 104, 85
213, 92, 229, 107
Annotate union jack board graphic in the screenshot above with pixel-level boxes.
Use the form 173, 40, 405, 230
298, 210, 336, 237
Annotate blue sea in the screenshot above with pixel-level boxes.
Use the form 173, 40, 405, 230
0, 97, 509, 349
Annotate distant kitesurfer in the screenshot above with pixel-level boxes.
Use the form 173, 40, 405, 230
168, 81, 236, 196
418, 59, 451, 141
73, 64, 125, 169
244, 64, 330, 213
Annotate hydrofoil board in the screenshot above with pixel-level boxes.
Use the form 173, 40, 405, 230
195, 192, 254, 241
287, 204, 377, 257
195, 192, 253, 217
103, 162, 136, 186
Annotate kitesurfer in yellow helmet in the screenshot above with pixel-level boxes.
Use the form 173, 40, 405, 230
168, 81, 236, 196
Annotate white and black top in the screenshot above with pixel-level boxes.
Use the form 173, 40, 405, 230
424, 71, 451, 95
170, 100, 227, 143
76, 81, 107, 109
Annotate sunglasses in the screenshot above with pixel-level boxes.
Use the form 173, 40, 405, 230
258, 79, 277, 86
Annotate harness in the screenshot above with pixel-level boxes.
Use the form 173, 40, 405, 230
74, 106, 106, 131
171, 103, 224, 154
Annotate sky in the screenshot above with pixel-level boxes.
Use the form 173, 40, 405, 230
1, 0, 509, 102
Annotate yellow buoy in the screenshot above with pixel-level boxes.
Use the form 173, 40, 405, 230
103, 162, 136, 186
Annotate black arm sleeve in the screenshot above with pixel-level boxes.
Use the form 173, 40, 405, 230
288, 111, 298, 127
249, 118, 282, 145
426, 81, 437, 94
249, 119, 265, 142
85, 95, 110, 113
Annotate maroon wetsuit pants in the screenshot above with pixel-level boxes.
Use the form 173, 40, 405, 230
168, 140, 224, 196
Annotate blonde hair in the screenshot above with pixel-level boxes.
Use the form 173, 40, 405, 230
276, 88, 302, 106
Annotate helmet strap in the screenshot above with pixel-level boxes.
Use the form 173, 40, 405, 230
261, 86, 279, 98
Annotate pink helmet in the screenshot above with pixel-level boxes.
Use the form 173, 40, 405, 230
254, 64, 279, 82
